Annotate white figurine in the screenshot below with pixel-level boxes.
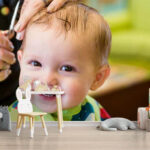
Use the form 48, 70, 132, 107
97, 117, 136, 131
16, 85, 32, 114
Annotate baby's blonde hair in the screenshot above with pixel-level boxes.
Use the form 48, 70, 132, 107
25, 2, 111, 65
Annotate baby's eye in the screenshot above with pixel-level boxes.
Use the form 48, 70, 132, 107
29, 60, 42, 67
60, 65, 75, 72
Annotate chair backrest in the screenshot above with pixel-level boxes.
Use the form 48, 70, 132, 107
16, 85, 33, 113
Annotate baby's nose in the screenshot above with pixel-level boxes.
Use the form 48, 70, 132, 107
44, 71, 59, 87
47, 78, 58, 87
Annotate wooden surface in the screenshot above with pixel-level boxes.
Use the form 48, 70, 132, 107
0, 122, 150, 150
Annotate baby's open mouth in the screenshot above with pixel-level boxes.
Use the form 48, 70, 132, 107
40, 94, 56, 101
42, 94, 56, 97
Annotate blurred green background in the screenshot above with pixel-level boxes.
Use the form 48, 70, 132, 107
83, 0, 150, 72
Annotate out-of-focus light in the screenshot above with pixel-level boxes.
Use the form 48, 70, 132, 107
1, 6, 10, 16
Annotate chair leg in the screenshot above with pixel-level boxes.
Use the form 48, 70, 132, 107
60, 102, 64, 128
16, 115, 21, 129
32, 117, 35, 137
40, 115, 48, 136
29, 117, 34, 138
16, 115, 23, 136
23, 116, 26, 128
56, 94, 63, 133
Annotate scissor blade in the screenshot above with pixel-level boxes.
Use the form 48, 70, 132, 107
9, 0, 20, 31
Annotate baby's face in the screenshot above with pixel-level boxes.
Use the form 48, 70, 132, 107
18, 25, 98, 113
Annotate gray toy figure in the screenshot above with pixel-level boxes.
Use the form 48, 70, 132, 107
0, 106, 11, 131
97, 117, 136, 131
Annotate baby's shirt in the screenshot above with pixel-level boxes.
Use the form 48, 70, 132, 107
9, 95, 110, 121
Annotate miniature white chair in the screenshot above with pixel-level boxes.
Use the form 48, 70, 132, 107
16, 85, 48, 138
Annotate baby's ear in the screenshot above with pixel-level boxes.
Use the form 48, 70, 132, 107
17, 49, 23, 64
90, 64, 110, 91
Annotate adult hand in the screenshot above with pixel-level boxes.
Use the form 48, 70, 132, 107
15, 0, 79, 40
0, 31, 16, 82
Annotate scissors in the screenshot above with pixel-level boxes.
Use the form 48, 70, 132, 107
7, 0, 21, 38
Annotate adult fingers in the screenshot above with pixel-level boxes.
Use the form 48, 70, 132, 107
20, 0, 28, 16
16, 30, 25, 41
0, 69, 11, 82
0, 31, 14, 51
15, 0, 46, 32
47, 0, 67, 12
0, 60, 10, 70
47, 0, 79, 12
1, 30, 15, 39
0, 48, 16, 65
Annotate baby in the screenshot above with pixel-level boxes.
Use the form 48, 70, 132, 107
9, 2, 111, 121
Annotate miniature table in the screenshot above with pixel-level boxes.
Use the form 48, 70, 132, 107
30, 91, 64, 132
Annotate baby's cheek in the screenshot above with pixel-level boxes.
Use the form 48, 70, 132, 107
19, 69, 38, 84
67, 82, 89, 103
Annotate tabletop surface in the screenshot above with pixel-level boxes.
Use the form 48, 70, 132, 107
0, 121, 150, 150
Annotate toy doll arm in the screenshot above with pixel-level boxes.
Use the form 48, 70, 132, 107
97, 117, 136, 131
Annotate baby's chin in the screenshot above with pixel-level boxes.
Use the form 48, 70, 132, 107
31, 99, 57, 113
34, 102, 79, 113
31, 95, 83, 113
36, 104, 58, 113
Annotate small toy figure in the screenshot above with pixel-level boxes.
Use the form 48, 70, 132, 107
33, 80, 50, 92
137, 89, 150, 131
51, 85, 61, 91
16, 85, 32, 114
0, 106, 11, 131
145, 89, 150, 131
19, 79, 32, 91
97, 117, 136, 131
138, 107, 148, 129
0, 112, 2, 119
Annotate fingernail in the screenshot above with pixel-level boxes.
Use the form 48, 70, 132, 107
47, 6, 54, 13
14, 23, 20, 32
16, 32, 22, 40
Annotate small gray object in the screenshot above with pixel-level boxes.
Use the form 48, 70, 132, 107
0, 106, 11, 131
0, 112, 2, 118
97, 117, 136, 131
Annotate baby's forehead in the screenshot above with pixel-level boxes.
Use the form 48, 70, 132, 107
25, 23, 94, 48
25, 24, 97, 55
